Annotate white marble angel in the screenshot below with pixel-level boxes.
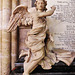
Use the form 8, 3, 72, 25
7, 0, 75, 75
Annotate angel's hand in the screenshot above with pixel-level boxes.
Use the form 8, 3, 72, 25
49, 34, 54, 42
51, 6, 56, 11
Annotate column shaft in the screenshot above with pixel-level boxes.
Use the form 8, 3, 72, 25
2, 0, 11, 75
11, 0, 18, 70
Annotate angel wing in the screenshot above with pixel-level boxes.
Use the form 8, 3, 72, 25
7, 5, 30, 32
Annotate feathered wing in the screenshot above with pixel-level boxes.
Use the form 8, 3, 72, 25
7, 5, 29, 32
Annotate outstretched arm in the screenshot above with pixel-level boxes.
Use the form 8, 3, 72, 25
38, 6, 56, 17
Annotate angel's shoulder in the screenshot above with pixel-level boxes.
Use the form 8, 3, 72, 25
28, 7, 39, 16
30, 11, 40, 19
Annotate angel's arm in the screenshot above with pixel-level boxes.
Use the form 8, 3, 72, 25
38, 6, 56, 17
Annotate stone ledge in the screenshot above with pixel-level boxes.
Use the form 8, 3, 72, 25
10, 72, 75, 75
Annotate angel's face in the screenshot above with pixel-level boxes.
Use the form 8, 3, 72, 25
36, 0, 45, 11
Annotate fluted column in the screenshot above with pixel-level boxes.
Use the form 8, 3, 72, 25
11, 0, 18, 70
2, 0, 11, 75
0, 0, 2, 75
20, 0, 32, 8
20, 0, 28, 6
28, 0, 32, 8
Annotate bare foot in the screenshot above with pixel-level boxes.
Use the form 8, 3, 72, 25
23, 73, 29, 75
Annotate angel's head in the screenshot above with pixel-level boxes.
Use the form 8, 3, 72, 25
35, 0, 47, 11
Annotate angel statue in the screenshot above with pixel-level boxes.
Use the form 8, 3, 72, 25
7, 0, 75, 75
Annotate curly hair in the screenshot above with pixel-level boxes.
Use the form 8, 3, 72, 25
34, 0, 47, 11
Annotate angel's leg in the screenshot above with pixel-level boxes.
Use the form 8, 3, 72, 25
23, 59, 39, 75
23, 49, 45, 75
